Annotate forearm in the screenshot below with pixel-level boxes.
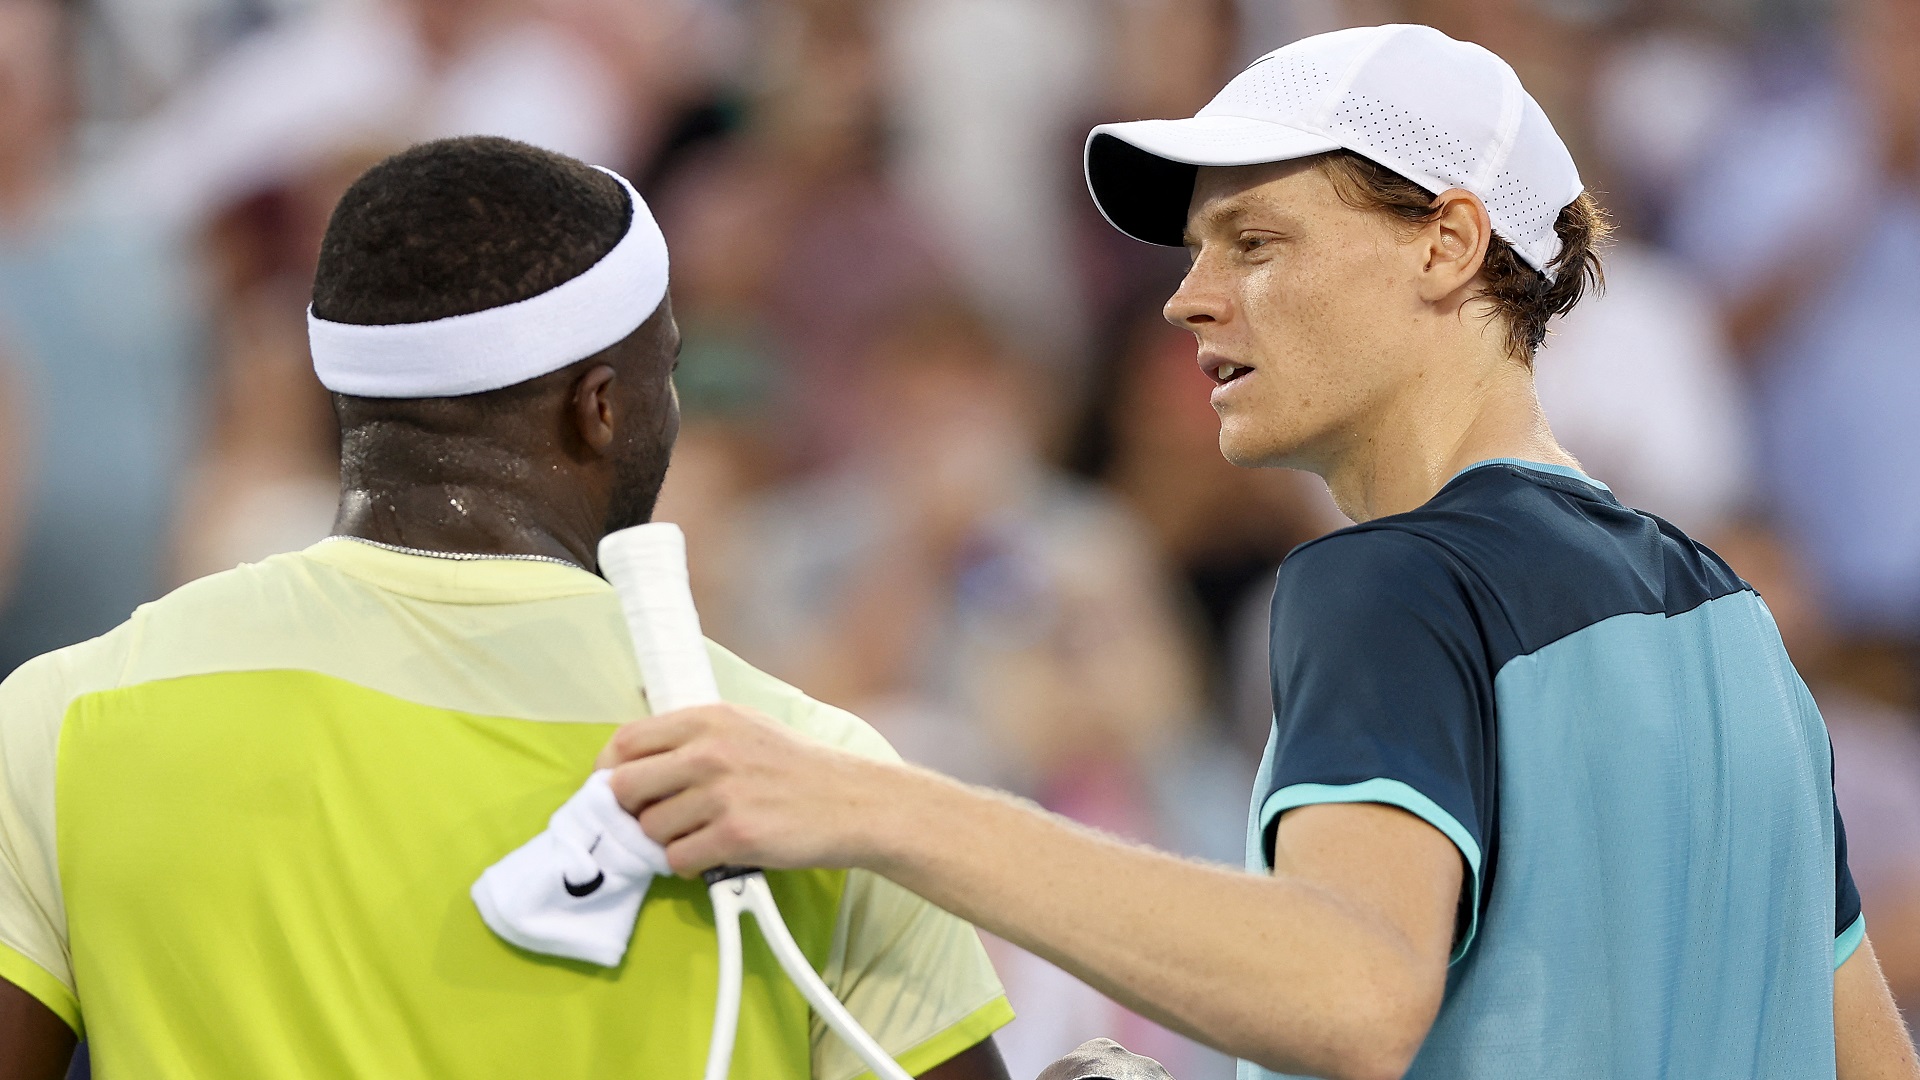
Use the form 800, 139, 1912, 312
1837, 937, 1920, 1080
608, 705, 1449, 1076
858, 764, 1431, 1079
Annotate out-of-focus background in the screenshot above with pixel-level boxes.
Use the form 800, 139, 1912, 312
3, 0, 1918, 1073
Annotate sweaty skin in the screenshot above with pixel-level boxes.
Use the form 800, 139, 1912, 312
599, 161, 1920, 1080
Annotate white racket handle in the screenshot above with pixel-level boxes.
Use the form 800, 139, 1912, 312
599, 523, 723, 714
601, 524, 739, 1080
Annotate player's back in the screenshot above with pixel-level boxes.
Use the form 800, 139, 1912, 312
0, 539, 1008, 1079
1412, 462, 1850, 1077
1250, 460, 1854, 1080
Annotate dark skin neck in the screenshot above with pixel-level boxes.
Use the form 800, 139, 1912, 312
332, 303, 682, 573
332, 406, 614, 571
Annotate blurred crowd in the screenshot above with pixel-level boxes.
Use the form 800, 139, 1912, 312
2, 0, 1918, 1073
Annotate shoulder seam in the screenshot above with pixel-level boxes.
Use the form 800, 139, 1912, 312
113, 605, 148, 690
1495, 584, 1758, 671
1283, 520, 1464, 568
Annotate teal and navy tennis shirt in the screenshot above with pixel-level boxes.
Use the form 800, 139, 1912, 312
1244, 460, 1862, 1080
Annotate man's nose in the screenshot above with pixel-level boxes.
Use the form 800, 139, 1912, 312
1163, 259, 1227, 330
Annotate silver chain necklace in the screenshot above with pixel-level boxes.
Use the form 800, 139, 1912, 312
326, 535, 584, 569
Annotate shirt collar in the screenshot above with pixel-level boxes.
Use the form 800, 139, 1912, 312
301, 537, 610, 605
1449, 457, 1611, 493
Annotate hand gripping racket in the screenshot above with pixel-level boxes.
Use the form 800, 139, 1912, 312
598, 523, 913, 1080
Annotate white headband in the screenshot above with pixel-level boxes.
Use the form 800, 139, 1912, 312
309, 166, 670, 398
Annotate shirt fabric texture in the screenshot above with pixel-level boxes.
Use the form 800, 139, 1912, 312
0, 539, 1010, 1079
1241, 461, 1860, 1080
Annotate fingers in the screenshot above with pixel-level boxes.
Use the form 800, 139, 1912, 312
635, 784, 721, 846
591, 702, 834, 874
594, 708, 710, 770
596, 701, 775, 770
662, 821, 750, 877
602, 703, 780, 810
606, 745, 721, 813
609, 739, 757, 874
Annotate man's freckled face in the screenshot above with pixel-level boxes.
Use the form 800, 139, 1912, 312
1164, 161, 1419, 471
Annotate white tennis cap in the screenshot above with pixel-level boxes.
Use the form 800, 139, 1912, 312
1085, 24, 1583, 276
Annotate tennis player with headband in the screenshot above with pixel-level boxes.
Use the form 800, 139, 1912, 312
0, 136, 1012, 1080
597, 25, 1920, 1080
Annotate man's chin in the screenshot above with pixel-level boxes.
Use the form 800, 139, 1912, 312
1217, 425, 1298, 470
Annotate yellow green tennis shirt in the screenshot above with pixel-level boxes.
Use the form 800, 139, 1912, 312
0, 539, 1011, 1079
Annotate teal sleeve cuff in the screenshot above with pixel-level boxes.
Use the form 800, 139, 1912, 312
1834, 913, 1866, 971
1258, 778, 1484, 964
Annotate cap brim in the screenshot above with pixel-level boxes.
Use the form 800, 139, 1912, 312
1085, 116, 1343, 246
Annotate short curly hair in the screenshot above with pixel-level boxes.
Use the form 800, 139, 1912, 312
1311, 150, 1610, 362
311, 136, 632, 326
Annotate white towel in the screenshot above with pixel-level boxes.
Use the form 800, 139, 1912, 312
471, 770, 672, 967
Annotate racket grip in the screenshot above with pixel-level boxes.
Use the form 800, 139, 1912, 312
598, 523, 722, 715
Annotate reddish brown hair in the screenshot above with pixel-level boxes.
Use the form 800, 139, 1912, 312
1311, 150, 1611, 362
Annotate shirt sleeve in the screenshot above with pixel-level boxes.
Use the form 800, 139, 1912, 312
814, 869, 1013, 1080
1257, 529, 1497, 962
0, 650, 84, 1034
1833, 787, 1865, 969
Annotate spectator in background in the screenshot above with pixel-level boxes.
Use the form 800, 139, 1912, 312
884, 0, 1101, 366
1587, 15, 1746, 240
0, 0, 201, 677
1072, 307, 1343, 700
1531, 242, 1753, 535
654, 0, 953, 469
0, 348, 25, 598
91, 0, 724, 233
1669, 0, 1920, 644
643, 161, 788, 633
167, 153, 367, 583
728, 297, 1201, 792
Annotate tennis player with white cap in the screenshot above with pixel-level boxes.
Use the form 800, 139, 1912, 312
599, 24, 1920, 1080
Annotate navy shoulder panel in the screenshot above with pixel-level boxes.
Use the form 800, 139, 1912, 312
1284, 463, 1751, 670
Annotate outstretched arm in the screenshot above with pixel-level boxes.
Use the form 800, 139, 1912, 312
603, 704, 1463, 1080
1837, 935, 1920, 1080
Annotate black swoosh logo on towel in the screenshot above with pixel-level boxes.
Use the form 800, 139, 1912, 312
564, 835, 605, 897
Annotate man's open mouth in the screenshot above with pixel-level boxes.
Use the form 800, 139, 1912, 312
1210, 361, 1253, 386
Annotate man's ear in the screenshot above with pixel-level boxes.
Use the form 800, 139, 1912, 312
570, 364, 619, 455
1415, 188, 1492, 304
